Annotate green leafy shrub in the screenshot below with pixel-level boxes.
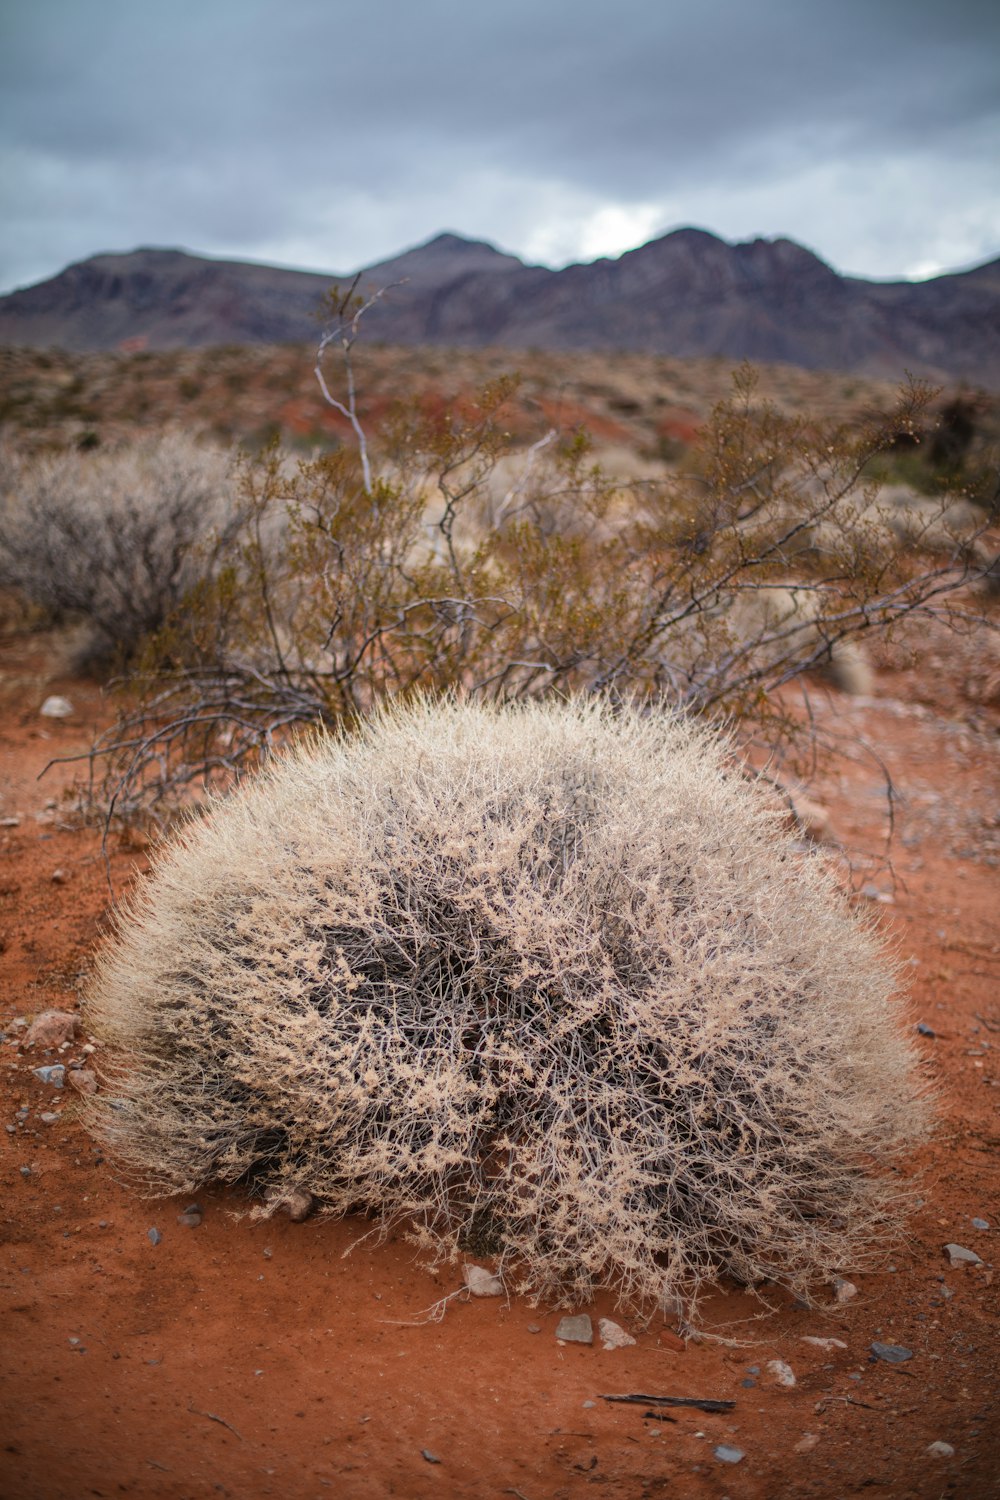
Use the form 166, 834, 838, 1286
85, 696, 926, 1321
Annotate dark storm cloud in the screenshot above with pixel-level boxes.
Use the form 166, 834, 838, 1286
1, 0, 998, 292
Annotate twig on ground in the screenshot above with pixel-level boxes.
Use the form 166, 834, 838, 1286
188, 1405, 244, 1440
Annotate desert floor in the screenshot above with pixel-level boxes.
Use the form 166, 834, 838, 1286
0, 612, 997, 1500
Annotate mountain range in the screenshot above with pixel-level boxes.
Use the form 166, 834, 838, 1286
2, 229, 998, 386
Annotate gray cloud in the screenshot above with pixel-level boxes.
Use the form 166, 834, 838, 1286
1, 0, 998, 293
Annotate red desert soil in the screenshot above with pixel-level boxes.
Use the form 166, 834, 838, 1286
1, 625, 997, 1500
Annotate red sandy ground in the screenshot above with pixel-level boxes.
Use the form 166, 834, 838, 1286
1, 625, 997, 1500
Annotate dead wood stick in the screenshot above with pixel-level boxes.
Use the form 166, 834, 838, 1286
601, 1393, 735, 1413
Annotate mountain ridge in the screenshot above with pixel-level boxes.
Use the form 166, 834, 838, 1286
2, 229, 998, 385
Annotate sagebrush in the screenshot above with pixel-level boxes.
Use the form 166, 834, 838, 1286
85, 697, 927, 1322
0, 432, 241, 664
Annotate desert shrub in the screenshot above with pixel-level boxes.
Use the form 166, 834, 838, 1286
84, 696, 926, 1322
0, 432, 243, 665
83, 359, 998, 824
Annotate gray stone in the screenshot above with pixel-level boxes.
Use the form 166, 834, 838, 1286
177, 1206, 203, 1228
598, 1317, 636, 1349
926, 1441, 955, 1458
39, 1111, 60, 1125
147, 1227, 162, 1245
714, 1445, 745, 1464
555, 1314, 593, 1345
40, 696, 74, 719
870, 1342, 912, 1363
462, 1263, 503, 1297
971, 1218, 989, 1231
832, 1277, 858, 1303
943, 1242, 983, 1267
916, 1022, 936, 1037
32, 1064, 65, 1087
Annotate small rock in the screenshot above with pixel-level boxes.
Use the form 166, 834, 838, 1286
598, 1317, 636, 1350
0, 815, 21, 828
555, 1314, 593, 1345
657, 1328, 686, 1353
916, 1022, 936, 1037
268, 1186, 314, 1222
832, 1278, 858, 1303
766, 1359, 797, 1387
66, 1068, 97, 1096
801, 1336, 848, 1351
861, 883, 894, 904
926, 1441, 955, 1458
794, 1432, 820, 1454
39, 1111, 60, 1125
24, 1010, 80, 1049
526, 1323, 541, 1333
147, 1227, 162, 1246
740, 1377, 757, 1388
713, 1445, 745, 1464
19, 1165, 31, 1177
943, 1243, 983, 1268
971, 1218, 989, 1231
51, 868, 70, 885
177, 1205, 203, 1228
40, 696, 74, 719
870, 1342, 913, 1363
421, 1450, 441, 1464
462, 1263, 503, 1297
32, 1064, 65, 1088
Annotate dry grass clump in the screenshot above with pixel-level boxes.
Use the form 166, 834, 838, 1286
85, 697, 926, 1320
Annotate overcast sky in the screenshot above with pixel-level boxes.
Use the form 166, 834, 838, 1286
1, 0, 998, 295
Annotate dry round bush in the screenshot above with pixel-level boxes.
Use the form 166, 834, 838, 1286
85, 697, 927, 1320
